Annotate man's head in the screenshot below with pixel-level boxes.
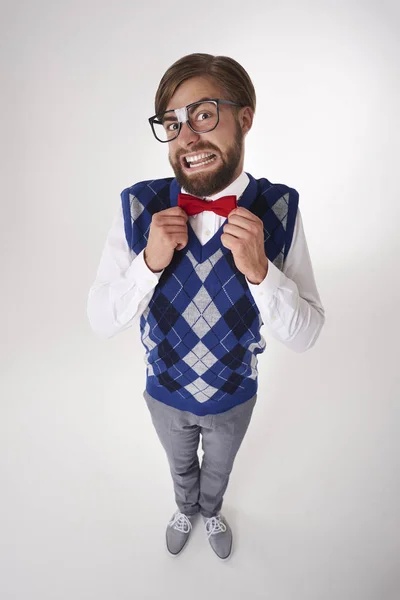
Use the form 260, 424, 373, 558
151, 54, 256, 197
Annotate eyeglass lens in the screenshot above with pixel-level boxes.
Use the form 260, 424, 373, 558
153, 101, 218, 142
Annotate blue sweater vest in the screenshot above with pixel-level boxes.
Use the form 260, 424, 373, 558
121, 173, 299, 415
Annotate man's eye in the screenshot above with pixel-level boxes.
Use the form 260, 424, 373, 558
165, 122, 179, 131
196, 112, 210, 121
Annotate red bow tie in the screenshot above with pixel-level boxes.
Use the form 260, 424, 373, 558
178, 193, 237, 217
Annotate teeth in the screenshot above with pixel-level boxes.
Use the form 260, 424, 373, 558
188, 155, 217, 168
186, 152, 214, 163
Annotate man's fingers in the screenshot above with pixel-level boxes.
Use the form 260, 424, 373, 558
160, 226, 189, 234
154, 217, 188, 226
225, 214, 262, 235
220, 232, 236, 248
173, 233, 188, 250
162, 206, 188, 218
153, 210, 188, 227
223, 223, 251, 239
229, 207, 260, 224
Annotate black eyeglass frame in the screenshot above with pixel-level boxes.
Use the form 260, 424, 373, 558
148, 98, 243, 143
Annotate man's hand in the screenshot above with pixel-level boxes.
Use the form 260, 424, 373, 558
144, 207, 188, 272
221, 207, 269, 284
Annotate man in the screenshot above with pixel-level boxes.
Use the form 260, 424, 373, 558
87, 53, 325, 561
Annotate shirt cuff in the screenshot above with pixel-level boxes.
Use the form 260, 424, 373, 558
246, 259, 283, 304
126, 248, 164, 292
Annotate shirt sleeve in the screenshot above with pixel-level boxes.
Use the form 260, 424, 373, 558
246, 208, 326, 353
87, 204, 164, 339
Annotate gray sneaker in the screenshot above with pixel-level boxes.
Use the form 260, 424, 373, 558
166, 511, 194, 556
203, 514, 233, 560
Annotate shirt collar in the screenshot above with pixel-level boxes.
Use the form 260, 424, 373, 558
181, 171, 249, 202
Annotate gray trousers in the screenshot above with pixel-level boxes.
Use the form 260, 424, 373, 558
143, 391, 257, 518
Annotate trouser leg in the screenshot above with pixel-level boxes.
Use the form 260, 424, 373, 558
199, 394, 257, 518
143, 391, 201, 516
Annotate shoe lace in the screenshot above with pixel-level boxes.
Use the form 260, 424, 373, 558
205, 515, 227, 538
168, 512, 193, 534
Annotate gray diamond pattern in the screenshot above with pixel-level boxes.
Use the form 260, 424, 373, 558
192, 288, 213, 313
129, 194, 145, 220
183, 380, 220, 402
271, 193, 289, 222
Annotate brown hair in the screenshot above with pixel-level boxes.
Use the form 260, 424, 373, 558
154, 53, 256, 117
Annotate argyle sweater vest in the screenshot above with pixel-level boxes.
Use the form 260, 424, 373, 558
121, 172, 299, 416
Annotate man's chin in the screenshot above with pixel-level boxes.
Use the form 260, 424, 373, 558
172, 165, 223, 197
178, 175, 222, 197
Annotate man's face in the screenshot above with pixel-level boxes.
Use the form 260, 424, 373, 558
166, 76, 249, 197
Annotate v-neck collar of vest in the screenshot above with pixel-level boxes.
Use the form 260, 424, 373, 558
169, 172, 258, 263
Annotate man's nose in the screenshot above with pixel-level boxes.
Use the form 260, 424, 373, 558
177, 121, 200, 147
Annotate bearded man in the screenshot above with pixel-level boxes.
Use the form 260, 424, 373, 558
87, 53, 325, 561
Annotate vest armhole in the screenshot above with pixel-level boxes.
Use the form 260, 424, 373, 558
120, 187, 133, 249
284, 187, 300, 261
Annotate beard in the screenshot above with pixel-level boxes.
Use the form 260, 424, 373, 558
168, 120, 244, 198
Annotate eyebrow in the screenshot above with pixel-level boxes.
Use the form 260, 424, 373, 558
194, 97, 213, 103
161, 114, 178, 122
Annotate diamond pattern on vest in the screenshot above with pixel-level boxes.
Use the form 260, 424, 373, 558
121, 175, 299, 412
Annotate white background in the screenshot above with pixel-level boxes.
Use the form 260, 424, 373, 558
1, 1, 399, 599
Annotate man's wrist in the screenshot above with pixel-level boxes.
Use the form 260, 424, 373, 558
246, 260, 269, 285
144, 248, 163, 273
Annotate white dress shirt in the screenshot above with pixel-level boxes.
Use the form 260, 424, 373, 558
87, 171, 325, 352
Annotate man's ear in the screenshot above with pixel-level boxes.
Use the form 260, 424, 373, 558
239, 106, 254, 135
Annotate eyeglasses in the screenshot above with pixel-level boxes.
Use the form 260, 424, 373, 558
148, 98, 243, 143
